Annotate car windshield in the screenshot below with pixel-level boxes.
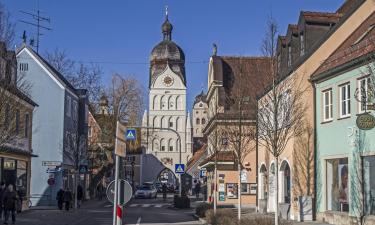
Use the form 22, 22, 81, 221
139, 186, 151, 190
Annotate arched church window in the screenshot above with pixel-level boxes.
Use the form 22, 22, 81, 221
169, 117, 174, 128
168, 96, 174, 110
152, 138, 159, 151
160, 139, 166, 151
168, 139, 173, 151
175, 96, 180, 110
160, 95, 167, 110
202, 118, 206, 124
196, 118, 200, 125
153, 95, 158, 110
175, 117, 180, 131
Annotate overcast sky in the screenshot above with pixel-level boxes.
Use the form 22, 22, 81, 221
4, 0, 343, 110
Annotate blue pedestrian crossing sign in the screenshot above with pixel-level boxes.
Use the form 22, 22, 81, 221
175, 164, 185, 174
125, 128, 136, 141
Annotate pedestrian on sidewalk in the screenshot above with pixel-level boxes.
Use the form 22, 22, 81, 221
96, 184, 103, 201
63, 189, 73, 211
77, 185, 83, 208
0, 182, 6, 219
56, 188, 64, 210
195, 181, 201, 198
162, 183, 167, 201
2, 184, 18, 225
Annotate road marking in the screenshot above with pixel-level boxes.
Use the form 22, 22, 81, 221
141, 204, 151, 207
129, 204, 138, 207
136, 217, 141, 225
154, 204, 163, 208
104, 204, 112, 208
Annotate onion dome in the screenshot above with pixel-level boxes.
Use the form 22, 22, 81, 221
149, 9, 186, 88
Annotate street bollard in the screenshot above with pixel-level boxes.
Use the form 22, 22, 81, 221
116, 204, 122, 225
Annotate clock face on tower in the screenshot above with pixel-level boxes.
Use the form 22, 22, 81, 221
162, 75, 174, 87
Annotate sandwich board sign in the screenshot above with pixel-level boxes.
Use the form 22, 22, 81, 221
125, 128, 136, 141
175, 164, 185, 174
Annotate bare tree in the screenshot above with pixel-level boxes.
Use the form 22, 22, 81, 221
293, 121, 314, 197
257, 17, 307, 225
0, 70, 32, 150
45, 48, 75, 76
0, 2, 15, 48
45, 49, 104, 110
108, 74, 144, 126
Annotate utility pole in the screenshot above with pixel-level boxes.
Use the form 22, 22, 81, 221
19, 9, 51, 53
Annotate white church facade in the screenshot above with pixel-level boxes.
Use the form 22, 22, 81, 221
141, 11, 192, 177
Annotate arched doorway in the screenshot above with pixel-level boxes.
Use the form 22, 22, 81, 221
279, 160, 291, 204
268, 162, 276, 212
259, 164, 267, 200
156, 168, 177, 192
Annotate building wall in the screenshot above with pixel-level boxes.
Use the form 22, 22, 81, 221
257, 1, 375, 220
193, 100, 208, 138
142, 65, 192, 179
17, 49, 66, 206
315, 63, 375, 222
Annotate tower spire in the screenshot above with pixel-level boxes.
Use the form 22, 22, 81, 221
161, 6, 173, 41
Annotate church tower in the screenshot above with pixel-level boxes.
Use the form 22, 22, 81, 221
142, 9, 192, 176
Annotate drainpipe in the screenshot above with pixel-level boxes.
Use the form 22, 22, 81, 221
311, 79, 317, 221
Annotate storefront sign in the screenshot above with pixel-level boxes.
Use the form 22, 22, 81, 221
219, 192, 225, 201
250, 184, 257, 195
42, 161, 61, 167
218, 183, 225, 192
240, 170, 247, 183
4, 160, 15, 170
356, 113, 375, 130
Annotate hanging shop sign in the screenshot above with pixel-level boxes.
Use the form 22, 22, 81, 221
356, 113, 375, 130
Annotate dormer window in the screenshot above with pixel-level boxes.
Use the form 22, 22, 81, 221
287, 45, 292, 67
300, 34, 305, 56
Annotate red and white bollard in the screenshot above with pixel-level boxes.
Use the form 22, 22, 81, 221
116, 204, 122, 225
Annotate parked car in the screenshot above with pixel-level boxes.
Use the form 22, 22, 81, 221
135, 185, 157, 199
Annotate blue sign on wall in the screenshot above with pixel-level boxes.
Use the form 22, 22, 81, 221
200, 169, 207, 178
175, 164, 185, 174
125, 128, 136, 140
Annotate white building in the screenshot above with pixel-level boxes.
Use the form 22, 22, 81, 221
192, 92, 208, 138
141, 12, 192, 177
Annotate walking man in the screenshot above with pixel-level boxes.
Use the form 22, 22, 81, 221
0, 182, 6, 219
77, 185, 83, 208
3, 184, 18, 225
56, 188, 64, 210
195, 181, 201, 198
63, 189, 73, 211
162, 183, 167, 200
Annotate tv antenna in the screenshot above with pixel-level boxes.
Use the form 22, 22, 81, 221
19, 9, 51, 53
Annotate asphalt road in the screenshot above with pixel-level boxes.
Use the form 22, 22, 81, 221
123, 196, 200, 225
12, 196, 199, 225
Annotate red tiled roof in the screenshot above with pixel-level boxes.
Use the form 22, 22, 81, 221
187, 144, 207, 171
312, 12, 375, 78
199, 151, 235, 167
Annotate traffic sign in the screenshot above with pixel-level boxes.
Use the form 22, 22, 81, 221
200, 168, 207, 178
79, 165, 88, 174
47, 177, 55, 186
106, 179, 133, 205
125, 128, 136, 141
175, 164, 185, 174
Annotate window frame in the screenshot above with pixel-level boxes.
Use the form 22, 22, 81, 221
322, 89, 333, 122
358, 76, 371, 113
339, 83, 351, 118
66, 96, 72, 117
300, 33, 305, 56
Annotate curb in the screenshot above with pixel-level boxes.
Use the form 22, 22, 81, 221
193, 214, 209, 225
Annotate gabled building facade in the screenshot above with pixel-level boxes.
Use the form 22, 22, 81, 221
16, 45, 89, 206
311, 12, 375, 225
257, 0, 374, 221
201, 55, 271, 206
0, 42, 37, 210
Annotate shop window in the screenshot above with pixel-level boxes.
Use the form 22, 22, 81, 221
364, 156, 375, 215
17, 161, 27, 200
241, 183, 251, 195
3, 158, 16, 186
326, 158, 348, 212
226, 183, 238, 199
